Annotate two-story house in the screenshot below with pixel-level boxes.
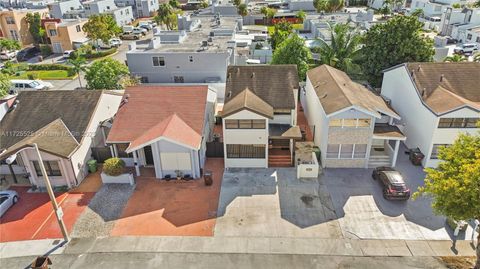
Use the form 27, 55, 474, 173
84, 0, 133, 26
0, 8, 49, 47
381, 62, 479, 168
302, 65, 405, 169
222, 65, 301, 168
44, 18, 89, 53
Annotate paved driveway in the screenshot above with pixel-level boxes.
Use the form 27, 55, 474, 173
215, 168, 342, 238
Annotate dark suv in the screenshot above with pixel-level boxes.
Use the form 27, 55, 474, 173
16, 46, 40, 62
372, 167, 410, 200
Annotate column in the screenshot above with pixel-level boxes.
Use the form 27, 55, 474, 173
391, 140, 400, 167
133, 150, 140, 176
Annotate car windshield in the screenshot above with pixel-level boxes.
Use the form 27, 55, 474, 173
0, 196, 8, 204
30, 81, 40, 87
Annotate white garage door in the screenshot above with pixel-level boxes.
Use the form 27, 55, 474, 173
160, 153, 192, 171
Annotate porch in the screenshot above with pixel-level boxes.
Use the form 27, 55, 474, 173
369, 124, 406, 168
268, 124, 302, 167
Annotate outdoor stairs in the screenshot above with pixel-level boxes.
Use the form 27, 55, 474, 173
368, 154, 391, 168
268, 154, 293, 167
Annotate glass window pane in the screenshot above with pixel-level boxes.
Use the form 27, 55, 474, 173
238, 120, 252, 129
465, 118, 478, 128
357, 119, 371, 127
329, 119, 342, 127
326, 144, 339, 158
451, 118, 465, 128
116, 143, 132, 158
32, 161, 42, 176
340, 144, 354, 158
152, 57, 159, 66
438, 118, 453, 128
252, 119, 265, 129
353, 144, 367, 158
47, 161, 62, 176
225, 119, 238, 129
342, 119, 357, 127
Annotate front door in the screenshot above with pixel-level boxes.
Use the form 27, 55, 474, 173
144, 146, 154, 165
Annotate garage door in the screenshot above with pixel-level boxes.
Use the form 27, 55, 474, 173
160, 153, 192, 171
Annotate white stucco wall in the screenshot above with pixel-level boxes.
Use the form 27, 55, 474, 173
223, 109, 269, 168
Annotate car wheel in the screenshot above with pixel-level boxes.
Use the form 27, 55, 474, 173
382, 191, 389, 200
12, 196, 18, 204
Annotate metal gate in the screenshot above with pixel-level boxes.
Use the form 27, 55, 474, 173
91, 147, 112, 163
206, 142, 224, 158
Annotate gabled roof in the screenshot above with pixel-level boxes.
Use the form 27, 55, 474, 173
126, 114, 202, 152
225, 65, 299, 110
222, 88, 274, 118
0, 90, 103, 157
307, 65, 399, 119
404, 62, 480, 114
107, 86, 208, 147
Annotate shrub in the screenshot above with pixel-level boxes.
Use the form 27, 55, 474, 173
39, 44, 52, 57
103, 157, 125, 176
28, 64, 76, 76
85, 47, 118, 59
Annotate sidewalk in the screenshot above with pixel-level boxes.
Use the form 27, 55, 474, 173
0, 236, 476, 259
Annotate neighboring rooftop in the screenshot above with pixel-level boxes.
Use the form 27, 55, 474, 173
55, 18, 87, 27
405, 62, 480, 114
225, 65, 299, 110
307, 65, 399, 118
222, 88, 274, 118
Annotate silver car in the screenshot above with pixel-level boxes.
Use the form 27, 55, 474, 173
0, 190, 19, 218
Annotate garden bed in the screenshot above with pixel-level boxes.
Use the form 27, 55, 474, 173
7, 63, 76, 80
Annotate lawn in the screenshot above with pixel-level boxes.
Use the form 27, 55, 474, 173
267, 23, 304, 35
12, 70, 75, 80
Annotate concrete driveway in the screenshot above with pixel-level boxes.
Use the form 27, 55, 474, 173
214, 168, 342, 238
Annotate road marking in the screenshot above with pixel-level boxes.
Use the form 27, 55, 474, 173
31, 193, 69, 239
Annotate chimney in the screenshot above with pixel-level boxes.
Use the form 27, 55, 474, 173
128, 42, 136, 51
148, 36, 161, 49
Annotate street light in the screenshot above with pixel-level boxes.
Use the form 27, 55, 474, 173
6, 143, 70, 242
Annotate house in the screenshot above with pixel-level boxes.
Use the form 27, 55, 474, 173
221, 65, 301, 168
47, 0, 84, 19
0, 90, 123, 187
115, 0, 158, 18
439, 7, 480, 38
301, 65, 406, 169
0, 8, 49, 47
44, 18, 88, 53
381, 62, 480, 167
106, 86, 216, 179
84, 0, 133, 26
126, 15, 243, 84
0, 95, 16, 121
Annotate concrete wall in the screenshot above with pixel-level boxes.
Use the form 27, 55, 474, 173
289, 0, 315, 11
110, 6, 133, 26
48, 0, 83, 19
324, 158, 367, 168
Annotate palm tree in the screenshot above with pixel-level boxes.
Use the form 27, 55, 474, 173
444, 54, 467, 62
314, 23, 362, 75
296, 10, 306, 23
313, 0, 344, 13
68, 55, 87, 88
237, 3, 248, 17
156, 3, 174, 30
473, 53, 480, 62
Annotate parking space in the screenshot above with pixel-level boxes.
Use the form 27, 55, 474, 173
0, 186, 94, 242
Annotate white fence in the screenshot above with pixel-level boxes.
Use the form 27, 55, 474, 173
101, 172, 135, 185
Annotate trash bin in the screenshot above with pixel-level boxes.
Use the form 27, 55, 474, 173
203, 170, 213, 186
409, 148, 424, 166
87, 159, 97, 173
31, 256, 52, 269
312, 146, 321, 162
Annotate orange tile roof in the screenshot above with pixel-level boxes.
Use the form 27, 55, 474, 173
107, 86, 208, 145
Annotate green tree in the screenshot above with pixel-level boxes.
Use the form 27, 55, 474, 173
474, 53, 480, 62
169, 0, 180, 8
452, 3, 461, 8
85, 58, 130, 90
414, 132, 480, 269
25, 12, 46, 45
260, 7, 277, 24
155, 3, 175, 30
384, 0, 404, 12
83, 14, 122, 44
271, 34, 312, 80
200, 0, 208, 8
361, 15, 434, 86
0, 73, 11, 98
0, 39, 21, 52
313, 0, 344, 13
379, 3, 392, 16
270, 20, 293, 50
475, 0, 480, 7
314, 23, 362, 75
410, 8, 424, 17
296, 10, 306, 22
67, 54, 87, 88
443, 54, 467, 62
233, 0, 241, 6
237, 3, 248, 17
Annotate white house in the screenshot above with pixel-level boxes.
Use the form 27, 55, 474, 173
301, 65, 406, 169
0, 90, 122, 187
106, 85, 216, 179
222, 65, 301, 168
381, 62, 480, 167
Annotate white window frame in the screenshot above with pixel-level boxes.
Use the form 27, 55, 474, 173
152, 56, 165, 67
328, 118, 371, 128
326, 143, 368, 159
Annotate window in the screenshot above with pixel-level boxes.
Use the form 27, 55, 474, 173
9, 30, 19, 41
326, 144, 368, 159
326, 144, 340, 158
329, 119, 342, 127
467, 34, 472, 40
226, 144, 265, 158
76, 25, 81, 32
48, 29, 57, 36
152, 56, 165, 66
340, 144, 354, 158
329, 118, 371, 128
174, 76, 184, 83
430, 144, 450, 159
357, 119, 371, 127
5, 17, 15, 24
342, 119, 357, 127
116, 143, 133, 158
353, 144, 367, 158
476, 36, 480, 43
224, 119, 266, 129
188, 55, 193, 62
438, 118, 479, 128
32, 161, 62, 177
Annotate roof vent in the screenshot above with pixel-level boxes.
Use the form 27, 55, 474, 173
119, 94, 130, 108
7, 100, 19, 113
251, 72, 255, 78
320, 93, 327, 99
440, 74, 444, 82
421, 88, 427, 98
417, 65, 421, 72
227, 91, 232, 98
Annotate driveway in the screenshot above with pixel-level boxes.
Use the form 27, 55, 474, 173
214, 168, 342, 238
0, 186, 94, 242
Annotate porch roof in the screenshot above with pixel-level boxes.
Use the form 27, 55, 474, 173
269, 124, 302, 139
373, 125, 406, 141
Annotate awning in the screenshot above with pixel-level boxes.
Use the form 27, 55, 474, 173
269, 124, 302, 139
373, 125, 406, 141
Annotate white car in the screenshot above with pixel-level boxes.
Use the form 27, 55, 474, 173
453, 43, 478, 55
99, 38, 122, 49
0, 190, 18, 218
63, 50, 74, 59
10, 79, 54, 94
132, 27, 147, 36
0, 50, 18, 60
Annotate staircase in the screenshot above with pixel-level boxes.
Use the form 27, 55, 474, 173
368, 154, 391, 168
268, 152, 292, 167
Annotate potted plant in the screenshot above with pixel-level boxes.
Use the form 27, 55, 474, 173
175, 170, 183, 180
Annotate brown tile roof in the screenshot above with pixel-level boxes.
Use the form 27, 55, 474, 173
373, 125, 406, 139
222, 88, 274, 119
225, 65, 299, 110
107, 85, 208, 143
405, 62, 480, 114
0, 90, 103, 155
307, 65, 399, 118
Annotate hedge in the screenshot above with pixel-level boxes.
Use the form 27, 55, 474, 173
103, 157, 126, 176
85, 47, 117, 59
29, 64, 76, 76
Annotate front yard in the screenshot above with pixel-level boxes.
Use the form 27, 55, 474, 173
5, 63, 76, 80
13, 70, 74, 80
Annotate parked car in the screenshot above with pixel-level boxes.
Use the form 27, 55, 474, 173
0, 190, 19, 218
0, 50, 18, 60
453, 43, 478, 55
139, 21, 153, 31
10, 79, 53, 94
372, 167, 410, 200
16, 46, 41, 62
446, 37, 458, 44
63, 50, 74, 59
120, 33, 141, 40
98, 38, 123, 49
132, 27, 147, 36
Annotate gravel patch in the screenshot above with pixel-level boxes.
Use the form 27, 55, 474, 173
72, 184, 134, 238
